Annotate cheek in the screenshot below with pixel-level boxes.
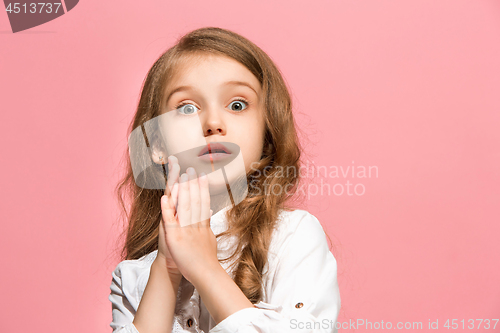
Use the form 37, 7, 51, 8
254, 119, 267, 155
239, 115, 265, 141
239, 132, 265, 168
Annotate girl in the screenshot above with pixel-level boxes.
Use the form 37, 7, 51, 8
109, 27, 341, 333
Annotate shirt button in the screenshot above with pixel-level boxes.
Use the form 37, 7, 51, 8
186, 318, 193, 327
295, 302, 304, 308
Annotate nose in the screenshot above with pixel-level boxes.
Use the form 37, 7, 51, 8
202, 106, 226, 136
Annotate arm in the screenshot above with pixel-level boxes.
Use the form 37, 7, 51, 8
191, 260, 254, 325
132, 257, 182, 333
109, 256, 182, 333
205, 211, 341, 333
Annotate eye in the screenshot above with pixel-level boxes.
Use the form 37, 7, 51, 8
228, 98, 249, 112
175, 103, 199, 115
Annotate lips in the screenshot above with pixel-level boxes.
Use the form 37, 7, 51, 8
198, 142, 232, 157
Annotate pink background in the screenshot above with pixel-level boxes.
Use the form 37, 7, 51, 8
1, 0, 499, 332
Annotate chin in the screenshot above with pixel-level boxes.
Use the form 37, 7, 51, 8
206, 171, 229, 194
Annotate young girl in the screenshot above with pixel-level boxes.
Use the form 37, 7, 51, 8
109, 27, 341, 333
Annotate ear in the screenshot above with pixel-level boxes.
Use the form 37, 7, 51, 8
151, 149, 167, 165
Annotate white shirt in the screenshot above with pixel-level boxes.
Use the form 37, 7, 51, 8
108, 206, 341, 333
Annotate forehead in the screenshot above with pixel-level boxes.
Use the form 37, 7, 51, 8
166, 54, 261, 94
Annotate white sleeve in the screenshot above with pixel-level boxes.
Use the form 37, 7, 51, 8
209, 212, 341, 333
109, 261, 194, 333
109, 263, 141, 333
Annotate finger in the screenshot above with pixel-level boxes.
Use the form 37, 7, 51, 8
159, 218, 164, 234
169, 158, 180, 216
168, 155, 181, 182
165, 155, 180, 196
187, 167, 201, 226
165, 156, 180, 212
199, 172, 211, 227
161, 192, 177, 227
177, 173, 191, 227
171, 182, 179, 214
158, 217, 166, 241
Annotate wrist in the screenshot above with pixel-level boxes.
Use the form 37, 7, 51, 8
152, 257, 183, 287
191, 259, 224, 289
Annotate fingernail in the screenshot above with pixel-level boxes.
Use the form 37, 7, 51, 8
180, 173, 188, 182
200, 172, 206, 178
187, 167, 196, 175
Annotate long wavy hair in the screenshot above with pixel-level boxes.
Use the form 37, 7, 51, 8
114, 27, 333, 304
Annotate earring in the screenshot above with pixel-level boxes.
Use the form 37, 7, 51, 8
159, 155, 164, 161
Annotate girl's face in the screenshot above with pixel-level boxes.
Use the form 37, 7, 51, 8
154, 54, 266, 198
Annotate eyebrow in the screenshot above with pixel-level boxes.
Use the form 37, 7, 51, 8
165, 80, 259, 104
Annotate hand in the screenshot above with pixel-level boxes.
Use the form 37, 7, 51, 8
156, 155, 182, 278
160, 166, 218, 285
